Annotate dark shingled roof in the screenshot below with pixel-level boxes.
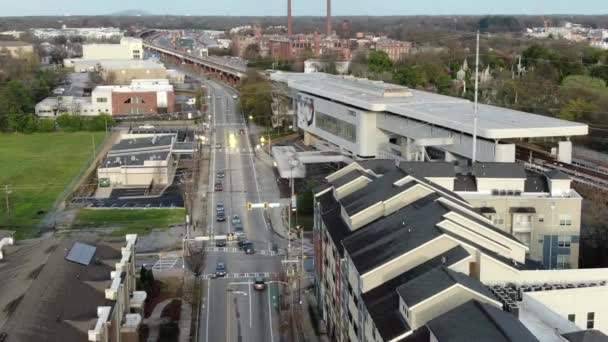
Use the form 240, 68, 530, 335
427, 300, 539, 342
453, 174, 478, 192
562, 330, 608, 342
545, 169, 571, 180
399, 161, 456, 178
340, 169, 411, 216
356, 159, 396, 175
474, 162, 527, 179
330, 169, 372, 189
343, 194, 446, 274
2, 237, 122, 342
317, 191, 352, 256
396, 267, 496, 307
524, 171, 549, 192
361, 246, 470, 341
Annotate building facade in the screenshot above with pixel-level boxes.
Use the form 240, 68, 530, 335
0, 41, 34, 58
83, 37, 143, 60
313, 160, 608, 342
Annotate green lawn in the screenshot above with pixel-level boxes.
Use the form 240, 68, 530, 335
74, 208, 186, 236
0, 132, 107, 239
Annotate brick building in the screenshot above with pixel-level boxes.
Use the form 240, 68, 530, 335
92, 79, 176, 116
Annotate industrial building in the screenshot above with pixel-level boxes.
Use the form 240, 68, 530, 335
0, 234, 145, 342
82, 37, 143, 60
270, 72, 588, 164
97, 133, 178, 188
313, 160, 608, 342
64, 59, 168, 84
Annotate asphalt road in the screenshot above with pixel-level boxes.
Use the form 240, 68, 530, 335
198, 79, 282, 342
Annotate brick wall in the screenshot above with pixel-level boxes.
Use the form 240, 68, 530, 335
111, 91, 175, 115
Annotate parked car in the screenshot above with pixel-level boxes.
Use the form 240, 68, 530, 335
216, 211, 226, 222
216, 202, 225, 212
231, 215, 241, 226
216, 239, 227, 247
215, 262, 226, 277
217, 170, 225, 178
254, 277, 266, 290
214, 182, 223, 192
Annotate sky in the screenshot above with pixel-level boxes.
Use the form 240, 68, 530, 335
0, 0, 605, 17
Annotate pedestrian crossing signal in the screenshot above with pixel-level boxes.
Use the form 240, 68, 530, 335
247, 202, 253, 211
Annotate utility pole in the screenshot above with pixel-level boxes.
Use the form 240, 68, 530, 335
472, 30, 480, 165
4, 185, 11, 221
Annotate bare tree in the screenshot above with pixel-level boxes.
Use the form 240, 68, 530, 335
184, 241, 206, 276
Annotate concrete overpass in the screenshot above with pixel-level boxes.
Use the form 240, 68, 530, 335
143, 41, 247, 86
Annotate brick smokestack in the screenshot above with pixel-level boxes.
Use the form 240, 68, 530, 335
287, 0, 293, 36
326, 0, 332, 36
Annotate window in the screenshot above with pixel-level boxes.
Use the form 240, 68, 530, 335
558, 236, 572, 248
316, 111, 357, 143
587, 312, 595, 329
125, 97, 145, 104
538, 215, 545, 223
96, 97, 107, 103
493, 214, 504, 226
568, 314, 576, 322
559, 215, 573, 227
557, 255, 571, 269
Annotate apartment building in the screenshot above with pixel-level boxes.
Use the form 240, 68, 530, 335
398, 161, 582, 269
0, 234, 146, 342
313, 160, 608, 342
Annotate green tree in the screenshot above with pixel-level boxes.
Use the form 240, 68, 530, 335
559, 98, 595, 121
590, 65, 608, 84
367, 50, 393, 73
243, 44, 261, 61
394, 67, 428, 88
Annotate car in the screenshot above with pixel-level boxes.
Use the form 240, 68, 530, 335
232, 94, 238, 99
238, 240, 253, 250
238, 129, 245, 135
214, 182, 223, 192
215, 262, 226, 277
216, 211, 226, 222
215, 143, 222, 149
216, 239, 227, 247
217, 171, 225, 178
245, 247, 255, 255
216, 95, 221, 99
254, 277, 266, 290
216, 202, 225, 212
231, 215, 241, 226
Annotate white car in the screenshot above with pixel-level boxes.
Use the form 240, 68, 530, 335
232, 94, 238, 99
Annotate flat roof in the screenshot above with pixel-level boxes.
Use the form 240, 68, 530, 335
110, 135, 174, 152
270, 72, 588, 139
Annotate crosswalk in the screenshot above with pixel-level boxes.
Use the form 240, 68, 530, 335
215, 147, 254, 154
204, 246, 277, 255
152, 257, 182, 270
201, 271, 278, 280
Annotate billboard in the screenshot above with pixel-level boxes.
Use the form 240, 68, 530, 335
296, 93, 315, 128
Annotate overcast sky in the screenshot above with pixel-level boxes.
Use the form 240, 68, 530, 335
0, 0, 605, 16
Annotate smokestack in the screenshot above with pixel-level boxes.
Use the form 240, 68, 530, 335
288, 0, 293, 37
326, 0, 332, 36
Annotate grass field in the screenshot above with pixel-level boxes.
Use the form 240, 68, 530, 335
73, 208, 186, 236
0, 132, 107, 239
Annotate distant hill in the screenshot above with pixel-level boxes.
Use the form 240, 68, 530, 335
109, 9, 151, 16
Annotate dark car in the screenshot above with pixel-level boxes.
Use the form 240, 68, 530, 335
216, 202, 225, 212
217, 170, 225, 178
216, 211, 226, 222
239, 128, 245, 135
214, 182, 223, 192
238, 239, 253, 250
215, 262, 226, 277
254, 277, 266, 290
216, 239, 227, 247
245, 247, 255, 255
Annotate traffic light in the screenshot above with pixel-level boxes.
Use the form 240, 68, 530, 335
263, 202, 269, 209
247, 202, 253, 211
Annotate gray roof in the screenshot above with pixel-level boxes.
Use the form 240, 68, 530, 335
102, 151, 170, 167
562, 330, 608, 342
397, 267, 496, 307
474, 162, 527, 179
427, 300, 539, 342
453, 174, 478, 192
361, 246, 470, 341
524, 171, 549, 192
343, 194, 445, 274
399, 161, 456, 178
317, 191, 352, 256
356, 159, 396, 175
545, 169, 571, 180
330, 169, 372, 189
110, 135, 174, 152
340, 169, 410, 216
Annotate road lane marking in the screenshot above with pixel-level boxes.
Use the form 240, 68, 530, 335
205, 279, 211, 342
267, 284, 274, 342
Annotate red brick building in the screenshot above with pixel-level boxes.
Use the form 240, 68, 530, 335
111, 91, 176, 115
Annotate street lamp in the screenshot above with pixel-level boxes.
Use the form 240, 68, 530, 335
249, 115, 254, 121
